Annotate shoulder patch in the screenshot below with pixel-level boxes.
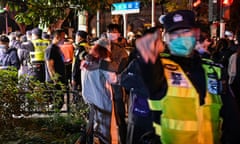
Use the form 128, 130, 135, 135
170, 72, 189, 87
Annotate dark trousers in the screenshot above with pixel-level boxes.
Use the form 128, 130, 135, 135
92, 104, 111, 144
48, 83, 64, 110
230, 82, 240, 111
77, 104, 94, 144
127, 115, 154, 144
29, 62, 45, 82
64, 63, 72, 84
112, 85, 127, 144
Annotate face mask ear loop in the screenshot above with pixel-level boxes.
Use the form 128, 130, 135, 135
164, 33, 170, 45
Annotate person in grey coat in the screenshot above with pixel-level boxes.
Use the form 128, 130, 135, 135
18, 34, 34, 77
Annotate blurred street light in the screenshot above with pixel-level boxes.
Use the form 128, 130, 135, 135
223, 0, 233, 6
193, 0, 201, 8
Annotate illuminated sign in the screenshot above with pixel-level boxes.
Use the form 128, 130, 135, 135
111, 1, 140, 15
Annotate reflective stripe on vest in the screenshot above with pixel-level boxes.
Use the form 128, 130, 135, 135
31, 39, 49, 62
153, 122, 162, 136
153, 119, 199, 136
202, 58, 222, 105
148, 99, 162, 111
79, 43, 87, 47
148, 58, 222, 144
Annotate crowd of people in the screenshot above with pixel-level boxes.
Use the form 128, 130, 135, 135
1, 9, 240, 144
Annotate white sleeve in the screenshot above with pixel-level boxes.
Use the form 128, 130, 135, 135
228, 53, 237, 84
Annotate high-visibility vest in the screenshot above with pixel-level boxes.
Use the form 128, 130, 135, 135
72, 42, 88, 70
30, 39, 50, 62
148, 58, 222, 144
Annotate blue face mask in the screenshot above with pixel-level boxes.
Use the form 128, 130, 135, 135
169, 36, 196, 57
197, 47, 205, 54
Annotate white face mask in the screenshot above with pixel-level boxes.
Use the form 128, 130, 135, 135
107, 33, 120, 41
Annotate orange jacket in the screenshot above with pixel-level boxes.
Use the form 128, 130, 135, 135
60, 42, 74, 63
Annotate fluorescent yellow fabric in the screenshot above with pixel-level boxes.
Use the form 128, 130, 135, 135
31, 39, 49, 62
148, 58, 222, 144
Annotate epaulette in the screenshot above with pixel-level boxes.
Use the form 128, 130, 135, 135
201, 58, 223, 68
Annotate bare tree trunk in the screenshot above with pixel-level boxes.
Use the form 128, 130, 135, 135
8, 11, 26, 34
17, 23, 26, 34
50, 8, 71, 31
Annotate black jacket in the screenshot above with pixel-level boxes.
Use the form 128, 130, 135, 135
72, 40, 87, 82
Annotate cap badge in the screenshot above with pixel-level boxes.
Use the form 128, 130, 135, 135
173, 14, 183, 23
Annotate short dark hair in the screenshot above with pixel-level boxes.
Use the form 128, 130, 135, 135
42, 32, 50, 39
76, 30, 88, 39
52, 29, 62, 38
142, 27, 159, 36
199, 32, 210, 43
0, 35, 10, 43
107, 24, 121, 33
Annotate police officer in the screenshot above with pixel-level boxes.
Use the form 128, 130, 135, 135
135, 10, 240, 144
29, 28, 50, 82
71, 30, 88, 103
